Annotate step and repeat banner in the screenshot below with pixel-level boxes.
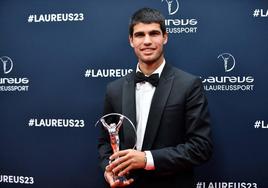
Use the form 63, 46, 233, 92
0, 0, 267, 187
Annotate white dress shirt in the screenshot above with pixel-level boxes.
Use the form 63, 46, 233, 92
135, 60, 166, 170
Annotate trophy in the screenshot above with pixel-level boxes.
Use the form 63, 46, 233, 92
95, 113, 136, 182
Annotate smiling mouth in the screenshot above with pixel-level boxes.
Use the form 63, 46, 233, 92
141, 48, 155, 53
142, 48, 155, 50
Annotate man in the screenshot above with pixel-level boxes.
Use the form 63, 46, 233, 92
98, 7, 212, 188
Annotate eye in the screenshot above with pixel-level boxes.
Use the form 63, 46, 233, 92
149, 31, 161, 36
134, 32, 145, 38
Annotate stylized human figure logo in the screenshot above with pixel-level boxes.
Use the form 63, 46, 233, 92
0, 56, 13, 74
217, 53, 236, 72
100, 115, 124, 153
97, 113, 136, 182
161, 0, 179, 15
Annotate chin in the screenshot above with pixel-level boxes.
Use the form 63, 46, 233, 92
141, 58, 153, 63
142, 57, 161, 64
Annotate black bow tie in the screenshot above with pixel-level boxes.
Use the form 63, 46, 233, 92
134, 72, 159, 87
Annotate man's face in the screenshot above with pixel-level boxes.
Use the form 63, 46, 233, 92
129, 23, 168, 65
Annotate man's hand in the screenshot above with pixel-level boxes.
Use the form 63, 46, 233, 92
104, 165, 134, 187
108, 149, 146, 177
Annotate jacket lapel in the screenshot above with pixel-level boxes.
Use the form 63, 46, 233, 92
142, 64, 174, 150
122, 73, 137, 149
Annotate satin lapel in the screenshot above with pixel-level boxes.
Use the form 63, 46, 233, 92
122, 73, 137, 149
142, 64, 174, 150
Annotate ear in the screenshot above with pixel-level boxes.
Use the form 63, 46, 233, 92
163, 32, 168, 45
129, 35, 134, 47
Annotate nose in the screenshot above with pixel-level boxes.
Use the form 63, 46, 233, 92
143, 34, 152, 45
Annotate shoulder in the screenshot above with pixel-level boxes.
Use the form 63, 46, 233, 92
163, 64, 204, 98
165, 64, 206, 101
166, 63, 201, 85
106, 71, 134, 92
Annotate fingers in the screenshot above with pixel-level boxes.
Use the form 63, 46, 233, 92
109, 150, 132, 175
110, 150, 130, 160
108, 149, 146, 176
109, 155, 129, 170
105, 165, 112, 173
104, 167, 134, 187
112, 158, 132, 175
111, 178, 134, 187
118, 164, 132, 177
104, 171, 114, 186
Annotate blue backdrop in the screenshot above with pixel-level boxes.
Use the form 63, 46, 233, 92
1, 0, 267, 187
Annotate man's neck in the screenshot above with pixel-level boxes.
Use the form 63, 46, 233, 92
138, 56, 164, 75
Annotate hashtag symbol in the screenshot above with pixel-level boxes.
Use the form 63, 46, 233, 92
28, 119, 35, 126
196, 182, 203, 188
253, 9, 260, 17
28, 15, 34, 23
85, 69, 91, 77
254, 120, 262, 128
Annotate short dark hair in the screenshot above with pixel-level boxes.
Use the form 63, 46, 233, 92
129, 7, 166, 36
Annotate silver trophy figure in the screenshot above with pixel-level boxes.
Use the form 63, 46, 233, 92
96, 113, 136, 182
100, 115, 124, 154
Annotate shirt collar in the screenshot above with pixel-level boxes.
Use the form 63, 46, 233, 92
136, 59, 166, 77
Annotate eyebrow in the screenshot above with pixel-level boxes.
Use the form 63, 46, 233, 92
149, 30, 161, 35
133, 30, 162, 36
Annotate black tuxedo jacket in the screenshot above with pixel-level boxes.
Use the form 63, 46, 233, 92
98, 63, 213, 188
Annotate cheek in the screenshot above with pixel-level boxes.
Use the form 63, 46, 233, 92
132, 43, 142, 53
154, 38, 166, 46
133, 47, 140, 56
132, 38, 144, 46
157, 40, 165, 46
133, 41, 142, 48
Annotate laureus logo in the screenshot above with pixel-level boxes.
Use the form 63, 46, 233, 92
202, 52, 254, 92
0, 56, 13, 74
0, 56, 30, 92
161, 0, 179, 15
217, 53, 236, 72
161, 0, 198, 34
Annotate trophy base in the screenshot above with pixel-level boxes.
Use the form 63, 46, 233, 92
114, 175, 128, 182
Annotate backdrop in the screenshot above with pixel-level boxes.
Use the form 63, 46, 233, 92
0, 0, 267, 187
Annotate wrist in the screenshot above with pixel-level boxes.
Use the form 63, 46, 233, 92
144, 151, 155, 170
143, 151, 147, 168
